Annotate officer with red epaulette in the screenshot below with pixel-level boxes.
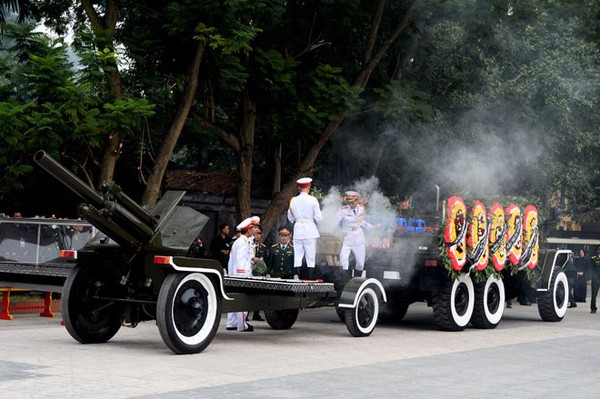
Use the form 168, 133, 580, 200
267, 227, 295, 279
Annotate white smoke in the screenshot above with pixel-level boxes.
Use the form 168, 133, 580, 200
319, 186, 343, 234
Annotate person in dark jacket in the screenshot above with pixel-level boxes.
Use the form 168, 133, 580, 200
589, 246, 600, 314
574, 249, 589, 303
188, 235, 208, 258
210, 223, 231, 271
564, 252, 577, 308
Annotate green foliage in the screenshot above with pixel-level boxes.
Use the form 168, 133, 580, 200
0, 22, 155, 203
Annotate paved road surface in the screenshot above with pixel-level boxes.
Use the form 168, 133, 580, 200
1, 301, 599, 398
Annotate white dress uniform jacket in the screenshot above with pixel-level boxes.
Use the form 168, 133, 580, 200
227, 234, 254, 277
287, 192, 323, 239
226, 234, 255, 330
337, 204, 372, 271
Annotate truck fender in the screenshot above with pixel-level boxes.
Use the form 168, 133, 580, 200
165, 257, 233, 301
536, 249, 572, 292
337, 278, 387, 309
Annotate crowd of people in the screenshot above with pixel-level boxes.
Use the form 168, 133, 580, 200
562, 246, 600, 313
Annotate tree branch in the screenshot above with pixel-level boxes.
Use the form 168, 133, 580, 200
355, 0, 419, 88
190, 110, 241, 154
364, 0, 386, 65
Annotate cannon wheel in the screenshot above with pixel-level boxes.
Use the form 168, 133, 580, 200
471, 274, 505, 329
538, 267, 568, 322
157, 272, 221, 354
344, 286, 379, 337
432, 273, 475, 331
264, 309, 299, 330
62, 266, 123, 344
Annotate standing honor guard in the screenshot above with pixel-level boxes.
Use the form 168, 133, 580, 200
590, 245, 600, 314
267, 227, 295, 279
337, 191, 372, 278
287, 177, 323, 279
225, 216, 259, 332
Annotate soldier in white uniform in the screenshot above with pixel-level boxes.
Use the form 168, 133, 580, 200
337, 191, 372, 277
225, 216, 259, 332
287, 177, 323, 279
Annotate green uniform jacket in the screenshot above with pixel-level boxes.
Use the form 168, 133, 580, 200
268, 243, 295, 278
255, 242, 268, 260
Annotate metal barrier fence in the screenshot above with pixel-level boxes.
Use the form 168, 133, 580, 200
0, 217, 95, 265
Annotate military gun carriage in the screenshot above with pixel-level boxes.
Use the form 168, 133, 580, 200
34, 151, 385, 354
316, 199, 571, 332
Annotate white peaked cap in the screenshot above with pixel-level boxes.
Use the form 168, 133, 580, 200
236, 217, 254, 231
296, 177, 313, 186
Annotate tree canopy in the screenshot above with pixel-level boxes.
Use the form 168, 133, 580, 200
1, 0, 599, 231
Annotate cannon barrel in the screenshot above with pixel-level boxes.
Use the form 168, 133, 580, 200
34, 150, 105, 210
34, 150, 156, 247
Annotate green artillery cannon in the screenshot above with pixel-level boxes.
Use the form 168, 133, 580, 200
35, 151, 385, 354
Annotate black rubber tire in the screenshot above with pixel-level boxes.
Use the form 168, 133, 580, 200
62, 266, 122, 344
538, 268, 568, 322
335, 304, 346, 322
378, 300, 409, 323
344, 286, 379, 337
432, 273, 475, 331
156, 272, 222, 354
471, 275, 505, 329
264, 309, 299, 330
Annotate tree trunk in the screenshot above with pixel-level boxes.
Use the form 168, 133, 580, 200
235, 90, 257, 221
141, 41, 205, 206
82, 0, 123, 186
260, 0, 420, 234
272, 143, 282, 196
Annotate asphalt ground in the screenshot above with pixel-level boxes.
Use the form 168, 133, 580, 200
1, 299, 599, 399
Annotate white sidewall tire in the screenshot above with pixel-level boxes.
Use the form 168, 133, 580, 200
355, 287, 379, 335
483, 275, 505, 325
171, 273, 219, 346
451, 273, 475, 328
553, 271, 568, 319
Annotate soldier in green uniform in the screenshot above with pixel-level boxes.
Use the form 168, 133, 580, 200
249, 225, 267, 321
589, 245, 600, 314
267, 227, 295, 279
254, 226, 269, 261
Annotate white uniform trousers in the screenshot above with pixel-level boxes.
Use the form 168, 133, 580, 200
339, 242, 366, 271
339, 230, 366, 271
226, 311, 249, 331
293, 237, 317, 268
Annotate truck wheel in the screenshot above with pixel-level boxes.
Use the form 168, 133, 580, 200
537, 267, 568, 322
471, 275, 505, 329
157, 272, 221, 354
432, 273, 474, 331
62, 266, 122, 344
264, 309, 299, 329
378, 300, 409, 323
344, 286, 379, 337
